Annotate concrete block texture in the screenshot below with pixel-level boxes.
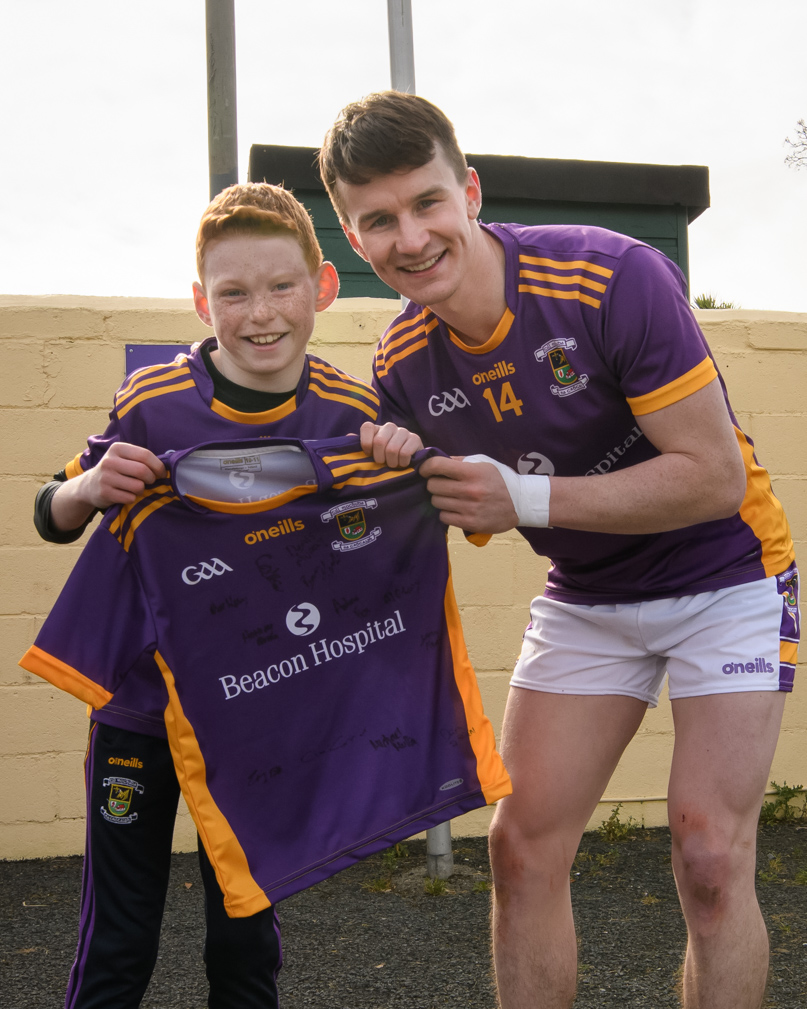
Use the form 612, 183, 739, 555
0, 686, 89, 756
2, 300, 807, 857
2, 479, 53, 548
0, 342, 48, 406
4, 408, 111, 476
0, 615, 43, 685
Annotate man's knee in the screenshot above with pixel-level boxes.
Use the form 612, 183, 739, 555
670, 814, 756, 927
489, 805, 579, 895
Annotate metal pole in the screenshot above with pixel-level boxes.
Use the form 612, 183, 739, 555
206, 0, 238, 199
387, 1, 454, 881
387, 0, 416, 94
426, 819, 454, 880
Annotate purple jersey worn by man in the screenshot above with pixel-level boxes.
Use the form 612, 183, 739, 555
373, 223, 797, 683
58, 336, 381, 739
21, 436, 511, 915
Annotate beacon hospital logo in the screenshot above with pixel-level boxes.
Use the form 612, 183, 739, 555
321, 500, 382, 552
286, 602, 321, 636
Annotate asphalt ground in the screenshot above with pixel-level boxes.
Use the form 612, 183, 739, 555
2, 824, 806, 1008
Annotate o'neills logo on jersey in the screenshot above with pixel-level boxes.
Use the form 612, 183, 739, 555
585, 427, 644, 475
472, 362, 515, 385
244, 519, 304, 545
321, 499, 381, 552
219, 610, 407, 700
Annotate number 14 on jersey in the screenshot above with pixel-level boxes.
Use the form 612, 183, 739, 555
482, 382, 524, 423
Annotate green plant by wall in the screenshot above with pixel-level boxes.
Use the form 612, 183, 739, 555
598, 803, 640, 842
759, 781, 806, 824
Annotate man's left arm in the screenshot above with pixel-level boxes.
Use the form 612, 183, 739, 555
420, 374, 746, 537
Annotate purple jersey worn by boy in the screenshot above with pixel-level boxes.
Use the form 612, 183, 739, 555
374, 223, 794, 615
21, 437, 511, 915
60, 337, 381, 738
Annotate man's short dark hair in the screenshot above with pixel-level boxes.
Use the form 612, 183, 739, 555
319, 92, 467, 223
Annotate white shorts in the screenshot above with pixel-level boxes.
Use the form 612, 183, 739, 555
511, 568, 800, 707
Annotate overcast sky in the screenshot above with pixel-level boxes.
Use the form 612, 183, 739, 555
2, 0, 805, 311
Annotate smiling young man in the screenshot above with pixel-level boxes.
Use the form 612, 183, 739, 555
319, 92, 800, 1009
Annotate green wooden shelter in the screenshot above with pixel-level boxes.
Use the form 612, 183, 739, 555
248, 145, 709, 300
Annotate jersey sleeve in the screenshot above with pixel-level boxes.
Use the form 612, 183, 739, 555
19, 527, 157, 708
33, 477, 96, 544
601, 245, 718, 416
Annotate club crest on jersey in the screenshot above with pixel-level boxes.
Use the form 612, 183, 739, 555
321, 500, 382, 553
534, 338, 589, 398
101, 776, 144, 825
337, 509, 367, 541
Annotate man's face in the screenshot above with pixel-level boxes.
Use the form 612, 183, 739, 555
193, 233, 337, 392
337, 147, 482, 311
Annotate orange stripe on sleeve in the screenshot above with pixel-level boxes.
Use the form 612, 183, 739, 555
64, 453, 86, 480
517, 285, 602, 309
519, 255, 614, 278
626, 358, 717, 416
19, 645, 114, 708
519, 269, 608, 294
116, 366, 192, 407
156, 651, 270, 917
308, 386, 379, 419
442, 571, 512, 805
116, 379, 197, 420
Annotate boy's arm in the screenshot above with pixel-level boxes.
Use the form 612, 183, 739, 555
34, 477, 93, 544
43, 443, 167, 535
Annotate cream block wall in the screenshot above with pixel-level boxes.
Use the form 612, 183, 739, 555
0, 298, 805, 857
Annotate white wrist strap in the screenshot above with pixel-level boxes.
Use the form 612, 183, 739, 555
464, 454, 551, 528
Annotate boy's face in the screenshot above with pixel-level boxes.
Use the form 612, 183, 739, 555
336, 146, 482, 312
193, 233, 337, 393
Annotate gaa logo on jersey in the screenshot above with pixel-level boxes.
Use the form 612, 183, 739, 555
286, 602, 321, 636
100, 776, 144, 825
321, 500, 382, 553
181, 557, 233, 585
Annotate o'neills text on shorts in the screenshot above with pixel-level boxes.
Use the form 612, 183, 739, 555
722, 657, 775, 675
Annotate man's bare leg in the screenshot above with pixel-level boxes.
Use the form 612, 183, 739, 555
489, 689, 648, 1009
668, 691, 786, 1009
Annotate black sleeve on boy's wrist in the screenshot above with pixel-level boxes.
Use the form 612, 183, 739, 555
34, 475, 97, 544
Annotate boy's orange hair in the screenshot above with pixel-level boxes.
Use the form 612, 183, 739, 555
196, 183, 323, 282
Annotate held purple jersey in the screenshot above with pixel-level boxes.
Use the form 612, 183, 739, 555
374, 223, 794, 603
62, 337, 381, 738
21, 437, 511, 914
